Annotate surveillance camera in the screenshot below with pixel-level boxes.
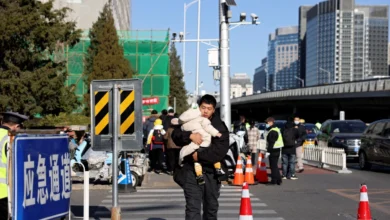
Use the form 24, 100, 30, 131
239, 12, 246, 22
179, 32, 184, 40
251, 13, 258, 21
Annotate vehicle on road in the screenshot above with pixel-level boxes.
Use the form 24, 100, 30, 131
303, 123, 320, 146
359, 119, 390, 170
317, 119, 367, 158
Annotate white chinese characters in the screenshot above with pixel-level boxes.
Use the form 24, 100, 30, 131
61, 153, 71, 199
23, 155, 36, 208
22, 152, 71, 208
49, 154, 61, 201
37, 154, 49, 204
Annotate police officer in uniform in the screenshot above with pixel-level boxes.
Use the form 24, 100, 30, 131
0, 112, 29, 220
265, 117, 283, 185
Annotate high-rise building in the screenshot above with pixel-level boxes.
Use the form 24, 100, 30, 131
40, 0, 132, 30
298, 6, 313, 83
230, 73, 253, 98
388, 43, 390, 75
267, 26, 299, 91
253, 58, 268, 93
303, 0, 388, 86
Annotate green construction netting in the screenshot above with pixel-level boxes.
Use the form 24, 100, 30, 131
64, 30, 171, 113
133, 75, 170, 96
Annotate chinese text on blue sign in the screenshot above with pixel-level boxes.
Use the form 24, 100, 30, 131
13, 135, 70, 220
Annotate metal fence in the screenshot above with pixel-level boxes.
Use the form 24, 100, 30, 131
303, 144, 351, 174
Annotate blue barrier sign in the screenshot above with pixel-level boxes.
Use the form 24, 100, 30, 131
12, 134, 70, 220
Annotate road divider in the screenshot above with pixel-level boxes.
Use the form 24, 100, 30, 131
303, 144, 352, 173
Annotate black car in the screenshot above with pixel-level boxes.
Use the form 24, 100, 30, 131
359, 119, 390, 170
317, 120, 367, 158
274, 120, 286, 130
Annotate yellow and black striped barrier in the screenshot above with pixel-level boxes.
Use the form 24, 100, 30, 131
94, 91, 109, 135
91, 79, 142, 151
119, 90, 135, 135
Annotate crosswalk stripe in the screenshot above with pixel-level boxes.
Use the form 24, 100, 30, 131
98, 202, 267, 208
135, 188, 242, 193
94, 209, 276, 215
109, 193, 250, 198
93, 215, 284, 220
103, 197, 260, 203
102, 186, 284, 219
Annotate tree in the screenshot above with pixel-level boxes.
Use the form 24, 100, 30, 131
169, 44, 188, 114
83, 2, 134, 114
0, 0, 81, 116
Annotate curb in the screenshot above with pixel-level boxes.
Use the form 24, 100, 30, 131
303, 160, 352, 174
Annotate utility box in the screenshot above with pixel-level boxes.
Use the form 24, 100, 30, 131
208, 48, 219, 67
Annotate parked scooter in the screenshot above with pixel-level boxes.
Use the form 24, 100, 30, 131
71, 133, 147, 186
71, 133, 114, 183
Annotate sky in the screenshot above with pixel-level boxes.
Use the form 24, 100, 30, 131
132, 0, 390, 94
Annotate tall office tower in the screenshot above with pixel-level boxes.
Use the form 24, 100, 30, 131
253, 58, 268, 93
267, 26, 299, 91
304, 0, 388, 86
298, 6, 313, 85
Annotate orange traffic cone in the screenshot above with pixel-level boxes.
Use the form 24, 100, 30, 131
257, 156, 268, 183
357, 184, 372, 220
239, 182, 253, 220
232, 156, 244, 186
255, 152, 263, 180
244, 156, 255, 185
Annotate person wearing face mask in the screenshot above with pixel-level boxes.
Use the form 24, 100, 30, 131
294, 116, 307, 173
0, 112, 29, 220
265, 117, 284, 185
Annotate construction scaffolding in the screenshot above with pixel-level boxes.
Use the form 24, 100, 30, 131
64, 29, 170, 114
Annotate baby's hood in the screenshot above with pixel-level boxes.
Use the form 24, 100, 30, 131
179, 107, 201, 123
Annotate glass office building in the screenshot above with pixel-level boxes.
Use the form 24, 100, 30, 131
298, 6, 313, 84
253, 58, 268, 93
304, 0, 388, 86
267, 27, 299, 91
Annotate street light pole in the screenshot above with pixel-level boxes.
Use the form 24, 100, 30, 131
356, 56, 373, 80
219, 0, 231, 129
183, 3, 186, 75
319, 67, 331, 84
294, 76, 304, 88
195, 0, 201, 96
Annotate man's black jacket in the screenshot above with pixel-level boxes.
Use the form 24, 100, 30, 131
266, 125, 279, 151
171, 114, 230, 173
295, 124, 307, 147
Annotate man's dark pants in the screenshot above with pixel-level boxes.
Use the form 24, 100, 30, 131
0, 197, 9, 220
268, 149, 281, 183
183, 164, 221, 220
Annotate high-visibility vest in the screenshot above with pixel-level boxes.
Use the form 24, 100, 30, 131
270, 127, 284, 149
0, 128, 8, 199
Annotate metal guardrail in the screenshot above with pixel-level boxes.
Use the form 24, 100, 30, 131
230, 78, 390, 105
303, 144, 352, 174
